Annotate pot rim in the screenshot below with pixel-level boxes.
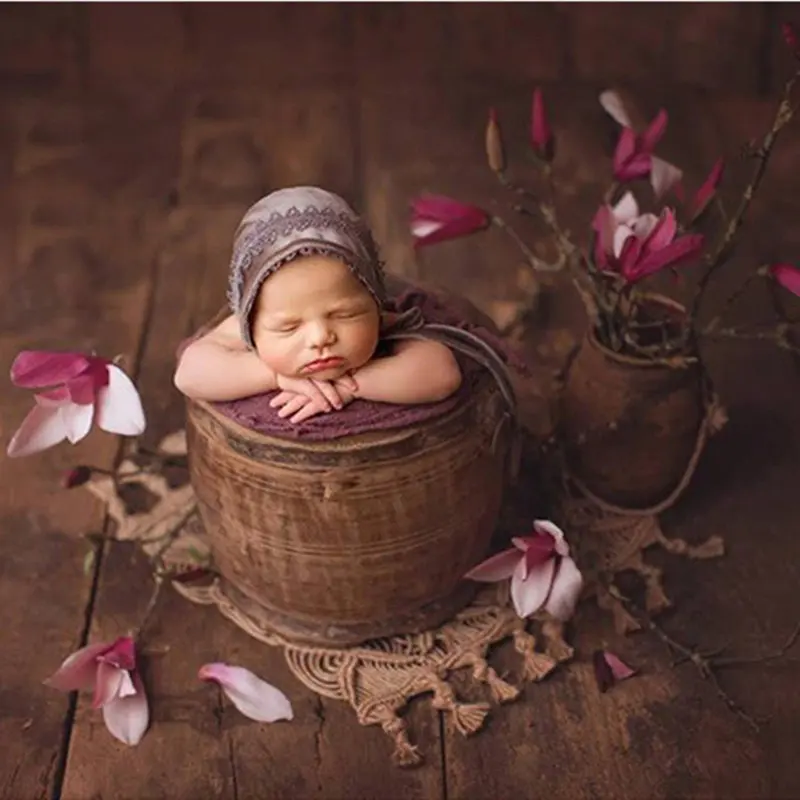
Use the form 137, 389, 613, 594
588, 292, 699, 370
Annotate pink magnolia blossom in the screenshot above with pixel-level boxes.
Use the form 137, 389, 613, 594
689, 157, 725, 222
531, 88, 553, 160
770, 263, 800, 297
7, 351, 145, 458
601, 90, 683, 200
592, 192, 704, 282
464, 520, 583, 621
45, 636, 149, 746
410, 194, 490, 247
198, 663, 294, 723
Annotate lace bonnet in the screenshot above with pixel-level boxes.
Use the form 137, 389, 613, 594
227, 186, 387, 349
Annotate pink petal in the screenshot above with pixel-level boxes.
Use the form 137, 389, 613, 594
95, 365, 146, 436
641, 109, 668, 152
102, 671, 149, 745
97, 636, 137, 671
411, 219, 444, 239
464, 547, 521, 582
10, 351, 90, 388
690, 157, 724, 220
641, 208, 678, 254
6, 402, 69, 458
35, 387, 71, 407
770, 264, 800, 297
619, 235, 644, 280
591, 204, 616, 260
67, 374, 98, 405
629, 212, 660, 239
510, 557, 556, 618
612, 191, 639, 224
532, 519, 569, 556
616, 153, 652, 182
410, 194, 486, 223
544, 556, 584, 621
613, 224, 635, 259
511, 534, 556, 576
603, 651, 637, 681
198, 663, 294, 723
599, 90, 633, 128
62, 402, 94, 444
613, 128, 637, 174
631, 233, 704, 280
44, 642, 111, 692
650, 156, 683, 201
92, 662, 125, 708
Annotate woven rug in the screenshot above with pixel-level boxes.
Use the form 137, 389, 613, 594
84, 430, 724, 766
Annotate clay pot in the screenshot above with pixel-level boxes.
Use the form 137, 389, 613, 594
560, 299, 706, 510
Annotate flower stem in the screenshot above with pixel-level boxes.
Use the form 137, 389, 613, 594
701, 266, 769, 333
689, 69, 800, 339
491, 215, 563, 272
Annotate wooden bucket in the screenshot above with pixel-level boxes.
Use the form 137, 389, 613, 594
560, 297, 706, 510
186, 371, 511, 647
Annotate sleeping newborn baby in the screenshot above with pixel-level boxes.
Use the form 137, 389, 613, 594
174, 187, 463, 423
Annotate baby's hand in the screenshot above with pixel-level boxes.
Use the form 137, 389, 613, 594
270, 374, 358, 424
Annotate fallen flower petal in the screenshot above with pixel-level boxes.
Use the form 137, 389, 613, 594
593, 650, 637, 693
10, 351, 91, 388
510, 557, 556, 618
543, 556, 584, 621
102, 671, 149, 746
44, 642, 112, 692
464, 547, 521, 582
770, 263, 800, 297
6, 401, 71, 458
95, 364, 146, 436
199, 663, 294, 723
603, 651, 638, 681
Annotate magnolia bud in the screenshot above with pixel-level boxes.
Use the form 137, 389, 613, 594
61, 465, 93, 489
485, 108, 506, 174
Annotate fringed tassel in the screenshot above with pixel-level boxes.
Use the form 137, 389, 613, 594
470, 654, 520, 703
381, 715, 423, 768
513, 629, 558, 682
429, 675, 490, 736
540, 619, 575, 664
657, 532, 725, 560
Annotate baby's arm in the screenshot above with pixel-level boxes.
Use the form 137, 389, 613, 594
173, 314, 278, 401
351, 339, 462, 404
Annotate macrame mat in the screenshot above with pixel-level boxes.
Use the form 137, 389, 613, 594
85, 430, 724, 766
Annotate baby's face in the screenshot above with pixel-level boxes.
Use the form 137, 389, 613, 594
251, 254, 381, 381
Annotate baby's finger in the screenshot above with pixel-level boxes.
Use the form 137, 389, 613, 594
339, 374, 358, 393
290, 403, 325, 424
269, 391, 295, 408
277, 395, 308, 419
312, 379, 343, 410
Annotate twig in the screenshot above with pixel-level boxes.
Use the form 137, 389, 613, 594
702, 266, 770, 333
133, 575, 164, 646
703, 325, 800, 355
689, 69, 800, 337
605, 585, 800, 732
491, 215, 564, 272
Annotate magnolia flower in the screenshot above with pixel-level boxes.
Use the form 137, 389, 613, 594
770, 263, 800, 297
783, 21, 800, 59
592, 191, 704, 282
601, 90, 683, 200
688, 157, 725, 222
198, 663, 294, 723
531, 88, 553, 160
464, 520, 583, 621
7, 351, 145, 458
410, 195, 490, 247
592, 649, 637, 693
45, 636, 149, 746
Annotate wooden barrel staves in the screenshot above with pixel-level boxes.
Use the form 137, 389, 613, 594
186, 371, 511, 647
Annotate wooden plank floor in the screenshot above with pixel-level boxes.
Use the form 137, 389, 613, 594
1, 5, 799, 799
